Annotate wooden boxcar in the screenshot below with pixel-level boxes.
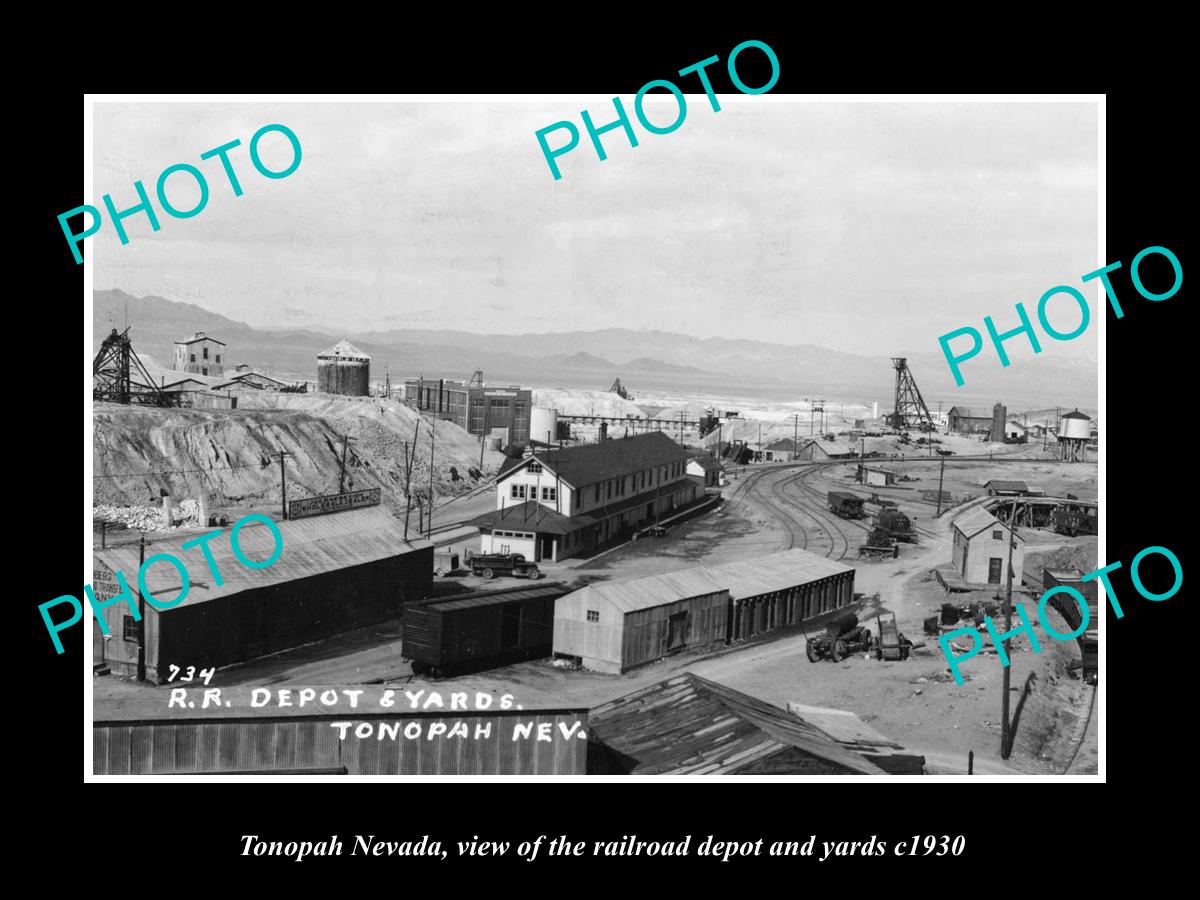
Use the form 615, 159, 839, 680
404, 583, 570, 676
828, 491, 866, 519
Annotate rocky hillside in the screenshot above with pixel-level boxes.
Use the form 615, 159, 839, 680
93, 395, 504, 512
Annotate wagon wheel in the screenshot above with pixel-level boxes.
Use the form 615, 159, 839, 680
806, 642, 821, 663
831, 639, 848, 662
482, 568, 495, 580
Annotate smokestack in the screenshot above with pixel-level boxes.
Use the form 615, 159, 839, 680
197, 491, 209, 527
162, 494, 174, 527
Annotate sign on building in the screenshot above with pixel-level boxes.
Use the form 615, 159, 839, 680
288, 487, 381, 520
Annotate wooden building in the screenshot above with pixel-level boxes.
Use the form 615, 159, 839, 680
553, 570, 729, 674
553, 549, 855, 671
950, 507, 1025, 586
91, 507, 432, 683
859, 465, 897, 487
473, 432, 697, 562
93, 684, 588, 775
173, 331, 226, 377
588, 674, 885, 775
687, 455, 723, 487
714, 550, 855, 642
946, 406, 994, 435
787, 703, 925, 774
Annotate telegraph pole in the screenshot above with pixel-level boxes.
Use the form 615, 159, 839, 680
136, 533, 146, 682
428, 425, 436, 537
935, 453, 947, 517
794, 414, 799, 460
271, 451, 291, 519
338, 433, 351, 493
1000, 497, 1017, 759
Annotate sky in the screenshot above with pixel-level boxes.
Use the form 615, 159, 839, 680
92, 99, 1099, 359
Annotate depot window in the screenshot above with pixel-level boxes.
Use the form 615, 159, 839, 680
528, 462, 542, 474
123, 615, 142, 642
542, 486, 556, 502
992, 529, 1003, 540
587, 610, 599, 623
511, 484, 527, 500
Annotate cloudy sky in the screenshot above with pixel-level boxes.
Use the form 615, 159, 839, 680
93, 99, 1099, 359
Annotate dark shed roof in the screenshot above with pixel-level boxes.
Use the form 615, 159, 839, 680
589, 673, 885, 775
419, 582, 572, 612
984, 479, 1029, 492
471, 501, 578, 535
521, 432, 688, 490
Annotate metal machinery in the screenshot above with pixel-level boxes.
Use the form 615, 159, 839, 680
875, 612, 914, 661
469, 552, 542, 580
806, 613, 875, 662
858, 527, 899, 559
886, 357, 935, 431
93, 327, 179, 407
828, 491, 867, 519
875, 507, 919, 543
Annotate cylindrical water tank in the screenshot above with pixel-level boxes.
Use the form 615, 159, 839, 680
1059, 410, 1091, 439
316, 340, 371, 396
530, 406, 559, 444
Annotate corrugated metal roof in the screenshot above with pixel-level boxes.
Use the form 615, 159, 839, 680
563, 548, 851, 614
421, 582, 572, 612
590, 674, 885, 775
317, 339, 371, 360
93, 507, 431, 611
522, 432, 689, 490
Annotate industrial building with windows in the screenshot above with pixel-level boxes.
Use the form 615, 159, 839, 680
472, 431, 698, 562
91, 507, 432, 683
950, 506, 1025, 586
404, 375, 533, 445
173, 331, 225, 378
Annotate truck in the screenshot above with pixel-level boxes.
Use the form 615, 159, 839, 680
469, 552, 542, 580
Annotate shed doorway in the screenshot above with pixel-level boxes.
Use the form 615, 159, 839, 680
666, 611, 689, 652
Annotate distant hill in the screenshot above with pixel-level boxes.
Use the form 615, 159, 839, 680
93, 289, 1098, 408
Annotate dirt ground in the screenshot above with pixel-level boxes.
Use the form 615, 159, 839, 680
95, 454, 1100, 776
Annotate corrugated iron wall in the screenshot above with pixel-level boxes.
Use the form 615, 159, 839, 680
94, 711, 588, 775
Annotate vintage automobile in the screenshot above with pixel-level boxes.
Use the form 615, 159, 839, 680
806, 613, 876, 662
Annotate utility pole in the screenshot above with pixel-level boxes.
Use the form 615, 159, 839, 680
1000, 498, 1018, 759
271, 451, 291, 519
338, 433, 351, 493
136, 533, 146, 682
427, 424, 436, 537
794, 414, 799, 461
935, 453, 947, 517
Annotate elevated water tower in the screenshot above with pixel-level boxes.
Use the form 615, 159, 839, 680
1058, 409, 1091, 462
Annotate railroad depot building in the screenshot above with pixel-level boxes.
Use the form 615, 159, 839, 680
94, 684, 588, 775
472, 432, 698, 562
553, 549, 855, 673
91, 507, 433, 683
950, 506, 1025, 585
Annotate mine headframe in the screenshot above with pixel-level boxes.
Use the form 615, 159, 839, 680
93, 327, 178, 406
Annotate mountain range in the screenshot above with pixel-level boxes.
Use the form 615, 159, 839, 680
92, 289, 1097, 409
